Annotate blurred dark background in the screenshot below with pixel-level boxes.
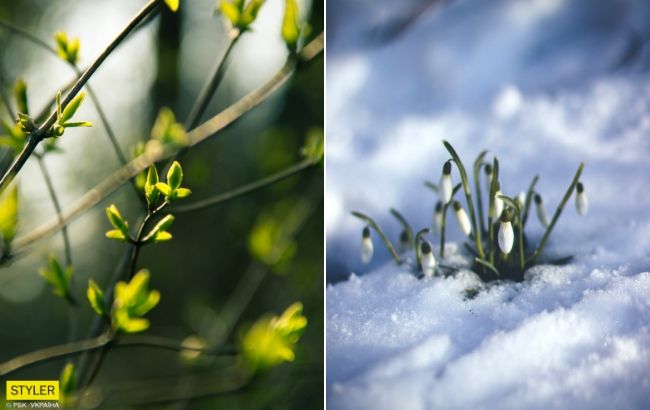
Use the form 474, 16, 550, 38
0, 0, 323, 408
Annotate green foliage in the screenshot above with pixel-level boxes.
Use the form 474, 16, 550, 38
105, 204, 130, 241
13, 78, 29, 115
39, 255, 74, 300
218, 0, 267, 30
0, 119, 27, 153
87, 280, 108, 318
241, 302, 307, 371
151, 107, 187, 146
164, 0, 180, 12
155, 161, 191, 202
59, 362, 76, 405
112, 269, 161, 333
53, 91, 93, 137
144, 165, 161, 209
0, 184, 19, 248
54, 31, 80, 64
300, 128, 324, 164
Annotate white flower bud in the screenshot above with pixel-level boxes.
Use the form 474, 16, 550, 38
575, 182, 588, 216
498, 211, 514, 255
433, 201, 443, 233
490, 190, 504, 219
516, 191, 526, 208
361, 227, 373, 264
534, 194, 548, 227
439, 161, 453, 204
453, 201, 472, 236
420, 240, 436, 278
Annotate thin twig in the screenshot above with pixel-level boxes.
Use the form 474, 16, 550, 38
9, 33, 324, 256
0, 0, 162, 194
173, 159, 315, 214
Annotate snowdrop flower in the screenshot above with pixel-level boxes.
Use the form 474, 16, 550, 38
575, 182, 588, 216
453, 201, 472, 236
420, 240, 436, 278
498, 209, 514, 255
360, 226, 373, 263
439, 161, 453, 204
489, 182, 504, 219
534, 194, 548, 227
433, 201, 443, 233
484, 163, 493, 187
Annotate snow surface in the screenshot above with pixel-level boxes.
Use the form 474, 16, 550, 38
326, 0, 650, 408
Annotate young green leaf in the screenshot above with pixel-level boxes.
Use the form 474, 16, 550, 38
59, 362, 76, 404
144, 165, 160, 206
155, 182, 172, 197
151, 107, 187, 146
112, 269, 160, 334
174, 187, 192, 199
87, 279, 108, 318
143, 214, 175, 243
300, 129, 324, 163
39, 255, 73, 299
105, 229, 127, 241
63, 121, 93, 128
0, 184, 19, 246
219, 0, 241, 26
13, 79, 29, 115
105, 204, 129, 236
61, 92, 86, 124
240, 0, 266, 27
164, 0, 180, 12
167, 161, 183, 191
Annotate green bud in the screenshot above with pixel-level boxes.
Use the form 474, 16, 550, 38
14, 79, 29, 115
87, 279, 108, 318
281, 0, 300, 50
167, 161, 183, 191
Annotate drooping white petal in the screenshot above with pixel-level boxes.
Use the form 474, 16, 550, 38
421, 249, 436, 278
361, 237, 373, 263
455, 207, 472, 236
498, 221, 514, 254
439, 174, 452, 204
490, 190, 504, 218
576, 192, 589, 215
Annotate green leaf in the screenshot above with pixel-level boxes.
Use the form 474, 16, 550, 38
114, 310, 150, 333
240, 0, 266, 27
151, 107, 187, 146
281, 0, 300, 49
164, 0, 179, 12
0, 184, 19, 245
105, 229, 127, 241
112, 269, 160, 334
54, 32, 68, 61
174, 187, 191, 198
86, 280, 108, 318
167, 161, 183, 191
155, 182, 171, 197
61, 92, 86, 124
105, 204, 129, 235
153, 231, 172, 242
39, 255, 72, 298
219, 0, 241, 25
14, 79, 29, 115
145, 165, 160, 206
300, 129, 324, 163
59, 362, 76, 401
62, 121, 93, 128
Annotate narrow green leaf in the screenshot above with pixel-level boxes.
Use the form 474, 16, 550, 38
219, 0, 241, 25
59, 362, 76, 397
62, 121, 93, 128
475, 257, 500, 277
0, 184, 19, 245
164, 0, 180, 12
105, 229, 127, 241
61, 92, 86, 123
167, 161, 183, 191
87, 279, 108, 318
14, 79, 29, 115
155, 182, 172, 197
281, 0, 300, 49
106, 204, 128, 234
174, 187, 191, 198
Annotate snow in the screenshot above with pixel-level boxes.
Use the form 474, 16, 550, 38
326, 0, 650, 408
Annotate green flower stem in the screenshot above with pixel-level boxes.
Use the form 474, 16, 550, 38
173, 159, 315, 214
0, 0, 162, 195
487, 158, 499, 265
521, 175, 539, 226
9, 33, 324, 257
443, 141, 485, 259
351, 211, 402, 265
439, 202, 449, 258
527, 163, 584, 264
473, 150, 488, 236
498, 194, 525, 271
390, 208, 414, 250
